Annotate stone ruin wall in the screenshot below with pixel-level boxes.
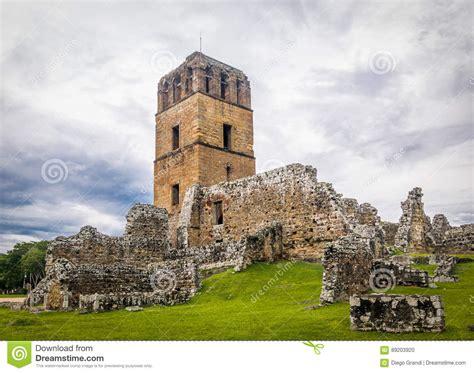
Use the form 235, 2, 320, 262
319, 233, 430, 306
381, 222, 399, 246
28, 204, 200, 311
170, 223, 283, 273
319, 233, 375, 304
440, 224, 473, 253
176, 164, 384, 261
431, 214, 451, 243
372, 259, 429, 287
394, 187, 434, 252
28, 203, 285, 312
432, 255, 458, 282
392, 188, 473, 253
26, 167, 471, 315
350, 294, 445, 333
340, 198, 385, 257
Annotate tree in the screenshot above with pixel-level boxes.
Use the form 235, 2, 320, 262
0, 241, 48, 293
20, 246, 47, 288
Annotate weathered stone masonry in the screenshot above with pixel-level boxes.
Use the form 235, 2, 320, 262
319, 233, 375, 305
154, 52, 256, 216
388, 187, 473, 253
176, 164, 384, 261
28, 204, 200, 311
394, 187, 434, 252
350, 294, 445, 333
28, 204, 284, 311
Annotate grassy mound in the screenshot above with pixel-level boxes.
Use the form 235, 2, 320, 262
0, 261, 472, 340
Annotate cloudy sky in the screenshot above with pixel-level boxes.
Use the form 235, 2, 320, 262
0, 0, 472, 252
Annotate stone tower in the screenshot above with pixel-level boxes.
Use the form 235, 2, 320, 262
154, 51, 256, 215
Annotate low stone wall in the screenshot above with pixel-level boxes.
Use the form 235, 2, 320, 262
79, 258, 199, 312
350, 294, 445, 332
319, 234, 375, 304
432, 255, 458, 282
372, 259, 429, 288
389, 255, 412, 265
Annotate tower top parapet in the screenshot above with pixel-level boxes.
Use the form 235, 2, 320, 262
157, 51, 251, 113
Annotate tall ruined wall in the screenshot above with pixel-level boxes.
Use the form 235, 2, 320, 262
392, 190, 473, 253
394, 187, 434, 252
177, 164, 382, 260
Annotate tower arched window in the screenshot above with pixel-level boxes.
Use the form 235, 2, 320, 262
162, 81, 169, 110
236, 79, 241, 105
220, 72, 228, 99
173, 75, 181, 102
204, 66, 212, 94
185, 67, 193, 94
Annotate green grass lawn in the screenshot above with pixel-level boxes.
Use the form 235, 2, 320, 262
0, 294, 26, 298
411, 263, 438, 276
0, 261, 473, 341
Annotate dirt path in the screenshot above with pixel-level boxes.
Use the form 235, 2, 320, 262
0, 297, 26, 303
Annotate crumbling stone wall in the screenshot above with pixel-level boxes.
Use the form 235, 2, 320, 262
342, 199, 381, 228
28, 204, 284, 312
341, 199, 385, 257
431, 214, 451, 244
319, 234, 375, 304
170, 223, 283, 272
440, 224, 474, 253
432, 255, 458, 282
28, 204, 200, 311
78, 258, 199, 312
391, 189, 472, 254
372, 259, 429, 287
350, 294, 445, 332
177, 164, 382, 261
381, 222, 399, 246
394, 188, 434, 252
320, 235, 431, 306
